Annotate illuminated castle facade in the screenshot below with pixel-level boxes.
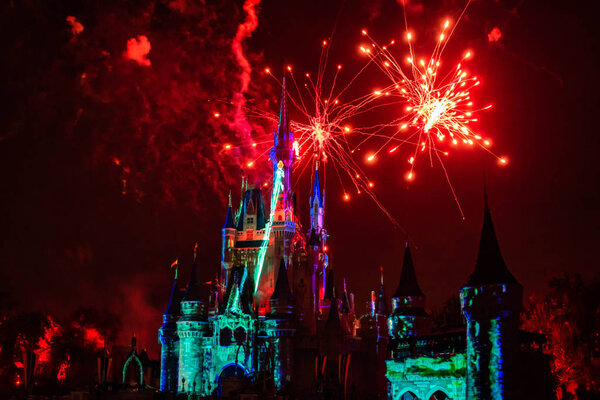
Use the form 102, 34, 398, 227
385, 192, 553, 400
158, 79, 553, 399
158, 79, 389, 399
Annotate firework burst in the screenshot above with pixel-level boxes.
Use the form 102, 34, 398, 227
358, 16, 507, 216
225, 40, 398, 223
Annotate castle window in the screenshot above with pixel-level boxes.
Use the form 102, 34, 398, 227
234, 327, 247, 345
220, 327, 232, 346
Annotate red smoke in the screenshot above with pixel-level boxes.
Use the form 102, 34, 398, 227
83, 327, 105, 350
488, 27, 502, 43
230, 0, 261, 136
124, 35, 151, 66
66, 16, 84, 36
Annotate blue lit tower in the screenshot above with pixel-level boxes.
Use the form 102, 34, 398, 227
158, 266, 180, 392
267, 258, 296, 391
460, 189, 522, 400
388, 243, 428, 339
177, 245, 209, 394
309, 164, 327, 320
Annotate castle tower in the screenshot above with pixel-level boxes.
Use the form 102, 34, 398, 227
177, 245, 209, 394
222, 192, 236, 284
308, 164, 328, 321
267, 258, 296, 391
310, 163, 325, 236
460, 188, 522, 400
269, 76, 297, 305
388, 244, 429, 339
159, 267, 181, 392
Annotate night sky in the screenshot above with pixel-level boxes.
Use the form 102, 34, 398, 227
1, 0, 598, 356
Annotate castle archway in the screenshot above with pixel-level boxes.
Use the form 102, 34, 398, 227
216, 363, 246, 397
428, 389, 450, 400
122, 353, 143, 386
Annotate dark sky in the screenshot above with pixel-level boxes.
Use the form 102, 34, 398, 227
1, 0, 598, 356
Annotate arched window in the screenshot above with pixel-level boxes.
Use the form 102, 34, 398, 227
122, 353, 143, 386
400, 391, 418, 400
429, 390, 450, 400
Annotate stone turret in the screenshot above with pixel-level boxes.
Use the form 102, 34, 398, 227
388, 244, 429, 339
177, 245, 209, 394
159, 266, 180, 392
460, 188, 522, 400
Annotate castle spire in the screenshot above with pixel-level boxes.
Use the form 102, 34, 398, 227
466, 186, 518, 286
271, 258, 294, 303
223, 191, 236, 229
269, 258, 295, 316
393, 243, 424, 298
183, 243, 204, 301
275, 74, 289, 145
164, 262, 180, 316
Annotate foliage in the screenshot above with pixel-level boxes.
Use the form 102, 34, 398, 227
522, 274, 600, 399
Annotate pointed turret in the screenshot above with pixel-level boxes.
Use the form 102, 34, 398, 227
271, 259, 294, 304
223, 191, 236, 229
183, 244, 205, 302
164, 271, 181, 317
310, 162, 325, 234
159, 264, 181, 392
388, 244, 429, 339
466, 187, 518, 287
393, 244, 424, 298
460, 186, 523, 399
176, 247, 209, 393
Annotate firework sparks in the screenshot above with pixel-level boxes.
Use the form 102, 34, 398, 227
232, 41, 392, 210
359, 16, 507, 216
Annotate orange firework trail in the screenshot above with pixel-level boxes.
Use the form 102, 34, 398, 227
358, 14, 507, 216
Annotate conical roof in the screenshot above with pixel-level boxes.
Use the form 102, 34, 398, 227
183, 244, 205, 302
466, 188, 518, 287
164, 276, 181, 316
223, 192, 236, 229
270, 258, 294, 303
311, 165, 323, 208
393, 244, 424, 298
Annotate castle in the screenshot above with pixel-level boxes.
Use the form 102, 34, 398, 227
157, 78, 552, 399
